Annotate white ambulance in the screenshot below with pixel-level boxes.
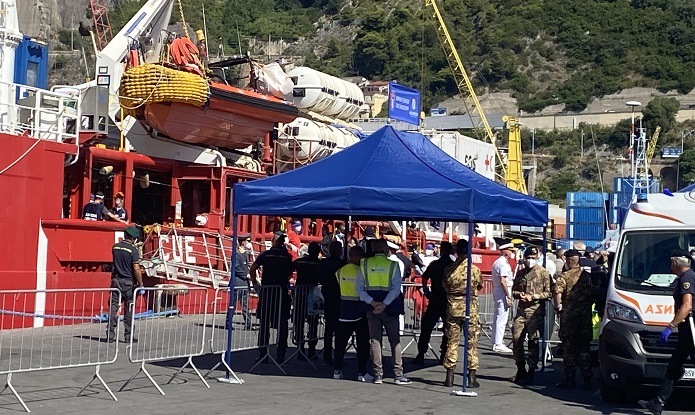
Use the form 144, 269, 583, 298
599, 191, 695, 402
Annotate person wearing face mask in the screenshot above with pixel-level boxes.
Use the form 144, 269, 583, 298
511, 246, 551, 385
553, 249, 593, 390
491, 243, 517, 354
285, 220, 303, 260
233, 234, 253, 330
421, 243, 437, 271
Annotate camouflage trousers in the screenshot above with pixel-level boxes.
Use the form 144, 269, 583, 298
444, 298, 480, 370
559, 316, 592, 379
512, 304, 543, 371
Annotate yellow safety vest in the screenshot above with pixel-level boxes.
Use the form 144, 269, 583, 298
362, 254, 396, 293
337, 264, 359, 301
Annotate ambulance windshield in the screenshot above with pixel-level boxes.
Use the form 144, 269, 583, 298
615, 230, 695, 294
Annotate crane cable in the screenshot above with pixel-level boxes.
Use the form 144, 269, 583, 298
177, 0, 190, 39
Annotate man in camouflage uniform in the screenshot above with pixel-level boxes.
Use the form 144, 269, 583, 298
443, 239, 483, 388
511, 246, 551, 385
553, 249, 593, 390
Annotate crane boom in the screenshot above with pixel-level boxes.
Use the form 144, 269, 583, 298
425, 0, 509, 183
646, 125, 661, 169
90, 0, 113, 51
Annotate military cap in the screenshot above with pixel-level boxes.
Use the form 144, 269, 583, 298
524, 246, 539, 257
671, 249, 692, 260
564, 249, 581, 257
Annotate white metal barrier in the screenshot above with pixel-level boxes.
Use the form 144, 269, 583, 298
286, 284, 325, 369
205, 285, 261, 382
120, 285, 209, 395
247, 285, 288, 374
401, 283, 444, 358
0, 289, 119, 412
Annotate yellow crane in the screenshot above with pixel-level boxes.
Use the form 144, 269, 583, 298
425, 0, 526, 194
646, 125, 661, 170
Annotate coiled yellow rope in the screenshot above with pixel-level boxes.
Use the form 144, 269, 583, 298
119, 64, 209, 117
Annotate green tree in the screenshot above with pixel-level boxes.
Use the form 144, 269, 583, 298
678, 150, 695, 186
643, 96, 681, 133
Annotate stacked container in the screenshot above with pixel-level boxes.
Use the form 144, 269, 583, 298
566, 192, 607, 243
609, 177, 660, 224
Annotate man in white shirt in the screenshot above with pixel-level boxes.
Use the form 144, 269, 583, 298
491, 243, 517, 353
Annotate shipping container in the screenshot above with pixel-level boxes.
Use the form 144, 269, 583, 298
425, 132, 496, 181
568, 223, 605, 241
566, 192, 608, 208
567, 207, 605, 224
613, 177, 660, 194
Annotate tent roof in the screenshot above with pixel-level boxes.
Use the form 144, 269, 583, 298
233, 126, 548, 226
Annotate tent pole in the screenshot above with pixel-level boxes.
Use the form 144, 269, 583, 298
448, 222, 453, 243
540, 227, 550, 372
220, 214, 240, 383
345, 216, 352, 259
453, 221, 477, 397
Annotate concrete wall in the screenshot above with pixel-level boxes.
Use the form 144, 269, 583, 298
521, 109, 695, 131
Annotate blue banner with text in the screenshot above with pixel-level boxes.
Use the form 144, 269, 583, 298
388, 82, 421, 126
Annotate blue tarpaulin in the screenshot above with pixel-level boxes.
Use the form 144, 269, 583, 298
233, 126, 547, 226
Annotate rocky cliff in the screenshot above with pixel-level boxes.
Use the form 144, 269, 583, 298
17, 0, 97, 40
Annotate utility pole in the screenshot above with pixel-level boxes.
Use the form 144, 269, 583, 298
581, 129, 584, 158
532, 128, 535, 157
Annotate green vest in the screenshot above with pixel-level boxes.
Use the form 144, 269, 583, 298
337, 264, 359, 301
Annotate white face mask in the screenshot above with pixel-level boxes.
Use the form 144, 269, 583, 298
425, 249, 434, 256
244, 242, 252, 250
525, 258, 537, 268
293, 226, 301, 233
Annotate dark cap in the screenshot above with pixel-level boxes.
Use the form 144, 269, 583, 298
364, 226, 376, 238
524, 246, 539, 257
564, 249, 581, 258
237, 233, 251, 242
125, 226, 139, 238
671, 249, 692, 260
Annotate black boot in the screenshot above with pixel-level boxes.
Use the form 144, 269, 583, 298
638, 397, 664, 415
444, 368, 455, 387
467, 370, 480, 388
557, 376, 576, 389
512, 367, 527, 385
412, 353, 425, 366
581, 376, 591, 390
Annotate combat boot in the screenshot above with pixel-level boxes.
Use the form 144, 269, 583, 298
557, 376, 576, 389
512, 367, 527, 385
444, 368, 455, 387
467, 370, 480, 388
638, 397, 664, 415
412, 353, 425, 366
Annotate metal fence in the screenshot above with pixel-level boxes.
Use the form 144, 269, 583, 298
0, 288, 120, 412
401, 282, 444, 358
120, 285, 209, 395
247, 285, 287, 374
285, 284, 325, 369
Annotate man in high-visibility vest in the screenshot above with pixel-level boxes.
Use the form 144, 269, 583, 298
332, 245, 372, 381
356, 239, 411, 385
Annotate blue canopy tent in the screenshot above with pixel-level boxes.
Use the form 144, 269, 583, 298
225, 126, 549, 393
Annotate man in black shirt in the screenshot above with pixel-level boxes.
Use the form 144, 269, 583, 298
317, 241, 346, 364
107, 226, 143, 343
639, 250, 695, 415
413, 241, 454, 365
293, 242, 322, 359
250, 233, 293, 363
395, 242, 412, 280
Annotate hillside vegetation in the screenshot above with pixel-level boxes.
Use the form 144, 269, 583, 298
109, 0, 695, 113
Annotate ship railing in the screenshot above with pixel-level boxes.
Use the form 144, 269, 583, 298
119, 285, 209, 395
0, 81, 81, 145
142, 226, 232, 289
0, 288, 120, 412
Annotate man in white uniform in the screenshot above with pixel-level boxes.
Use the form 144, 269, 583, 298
491, 243, 517, 353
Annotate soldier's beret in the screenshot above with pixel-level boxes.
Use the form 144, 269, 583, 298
564, 249, 581, 257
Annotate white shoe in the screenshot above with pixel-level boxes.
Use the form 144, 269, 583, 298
493, 344, 513, 354
358, 373, 374, 382
333, 370, 343, 379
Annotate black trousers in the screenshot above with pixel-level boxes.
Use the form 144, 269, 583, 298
417, 297, 447, 357
659, 321, 695, 401
257, 288, 289, 357
334, 317, 370, 374
324, 305, 339, 360
107, 277, 134, 339
233, 276, 251, 327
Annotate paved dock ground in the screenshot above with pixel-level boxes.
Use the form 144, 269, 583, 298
0, 327, 692, 415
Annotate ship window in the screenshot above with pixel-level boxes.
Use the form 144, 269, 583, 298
26, 62, 39, 87
131, 170, 169, 226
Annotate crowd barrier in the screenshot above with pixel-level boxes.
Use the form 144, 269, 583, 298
401, 282, 444, 358
205, 285, 263, 382
285, 284, 325, 369
0, 288, 120, 412
247, 285, 288, 374
120, 285, 209, 395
